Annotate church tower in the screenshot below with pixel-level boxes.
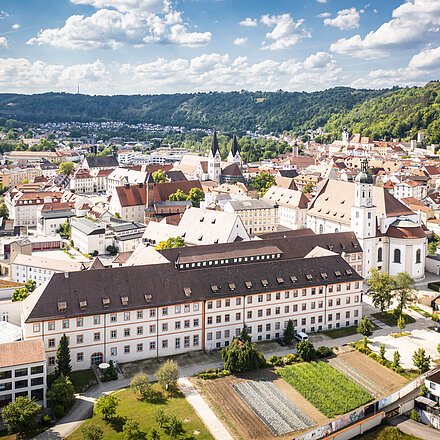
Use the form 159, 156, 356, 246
208, 131, 221, 183
351, 158, 376, 239
227, 135, 242, 167
342, 126, 349, 146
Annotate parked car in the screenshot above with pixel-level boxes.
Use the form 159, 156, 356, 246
295, 332, 309, 342
276, 337, 286, 346
434, 326, 440, 333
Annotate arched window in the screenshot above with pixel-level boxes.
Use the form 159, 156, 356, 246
91, 352, 103, 366
377, 247, 383, 263
335, 228, 339, 233
319, 224, 324, 234
416, 249, 421, 264
393, 248, 401, 264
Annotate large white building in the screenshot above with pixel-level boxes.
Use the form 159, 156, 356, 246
71, 218, 106, 255
307, 159, 428, 279
21, 232, 363, 371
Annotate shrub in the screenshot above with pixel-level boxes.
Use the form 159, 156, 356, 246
428, 282, 440, 292
102, 360, 118, 382
284, 353, 301, 365
410, 409, 421, 421
316, 346, 333, 358
156, 360, 179, 390
123, 418, 144, 440
268, 355, 283, 366
94, 394, 119, 421
53, 403, 65, 419
296, 340, 316, 361
81, 424, 104, 440
196, 368, 230, 380
221, 338, 266, 373
40, 414, 52, 427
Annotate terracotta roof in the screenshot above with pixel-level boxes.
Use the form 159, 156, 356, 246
112, 252, 132, 264
153, 180, 202, 202
221, 163, 244, 178
115, 185, 146, 207
96, 168, 114, 177
0, 339, 45, 368
385, 225, 428, 239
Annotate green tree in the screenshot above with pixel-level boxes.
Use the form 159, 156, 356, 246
94, 394, 119, 421
187, 187, 205, 207
47, 375, 75, 409
302, 182, 314, 194
283, 319, 295, 344
221, 338, 266, 373
156, 360, 179, 391
0, 201, 9, 219
379, 344, 386, 361
251, 172, 275, 196
356, 316, 374, 338
123, 418, 143, 440
397, 315, 406, 332
168, 189, 187, 201
412, 348, 432, 373
114, 212, 121, 219
11, 279, 36, 302
58, 221, 71, 238
296, 340, 316, 361
81, 424, 104, 440
367, 268, 394, 312
155, 409, 169, 428
392, 351, 401, 370
152, 169, 167, 183
150, 428, 161, 440
393, 272, 416, 316
155, 236, 185, 250
55, 333, 72, 379
59, 161, 75, 176
1, 396, 41, 434
165, 415, 183, 438
130, 373, 157, 401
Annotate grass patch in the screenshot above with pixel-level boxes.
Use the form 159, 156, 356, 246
390, 332, 411, 338
359, 424, 421, 439
70, 369, 97, 393
67, 387, 213, 440
322, 324, 378, 339
371, 311, 415, 326
409, 305, 439, 322
278, 361, 372, 418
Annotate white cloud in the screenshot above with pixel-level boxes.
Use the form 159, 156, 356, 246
239, 17, 257, 27
0, 37, 7, 49
0, 11, 9, 19
233, 37, 248, 46
324, 8, 360, 30
261, 14, 310, 50
28, 1, 210, 49
0, 58, 110, 93
331, 0, 440, 59
11, 24, 21, 30
352, 45, 440, 88
318, 12, 331, 18
317, 0, 328, 3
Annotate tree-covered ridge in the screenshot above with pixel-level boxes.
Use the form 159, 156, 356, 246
0, 87, 386, 133
325, 82, 440, 143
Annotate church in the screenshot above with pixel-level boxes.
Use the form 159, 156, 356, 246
307, 159, 428, 280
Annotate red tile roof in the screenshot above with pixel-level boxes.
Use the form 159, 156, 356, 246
115, 185, 146, 207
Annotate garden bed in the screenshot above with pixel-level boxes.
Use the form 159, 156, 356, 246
278, 361, 373, 418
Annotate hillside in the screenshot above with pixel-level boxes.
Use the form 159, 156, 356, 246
325, 82, 440, 143
0, 88, 386, 134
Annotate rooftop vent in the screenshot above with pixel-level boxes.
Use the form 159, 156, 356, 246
79, 300, 87, 310
228, 283, 236, 291
198, 236, 203, 241
183, 287, 192, 297
245, 281, 252, 289
144, 294, 153, 303
199, 217, 204, 222
121, 296, 129, 306
102, 298, 110, 307
346, 269, 353, 276
211, 219, 216, 224
57, 301, 67, 312
211, 285, 219, 293
276, 277, 284, 284
261, 279, 269, 287
290, 276, 298, 283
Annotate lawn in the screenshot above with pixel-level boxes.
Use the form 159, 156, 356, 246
70, 369, 96, 393
67, 387, 213, 440
322, 324, 378, 339
359, 425, 421, 439
278, 361, 373, 418
371, 311, 415, 327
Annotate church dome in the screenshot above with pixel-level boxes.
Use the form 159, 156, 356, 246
355, 159, 373, 184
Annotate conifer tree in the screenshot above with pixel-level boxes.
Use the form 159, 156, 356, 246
55, 333, 72, 378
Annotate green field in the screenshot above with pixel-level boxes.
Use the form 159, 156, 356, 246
279, 361, 373, 418
359, 425, 421, 439
68, 387, 213, 440
371, 312, 415, 326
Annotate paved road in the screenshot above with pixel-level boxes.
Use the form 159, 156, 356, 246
179, 377, 234, 440
389, 415, 439, 440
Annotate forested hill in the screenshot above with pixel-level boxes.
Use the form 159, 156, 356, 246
0, 87, 386, 133
324, 82, 440, 143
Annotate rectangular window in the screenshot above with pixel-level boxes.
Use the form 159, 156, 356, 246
257, 309, 263, 317
137, 326, 143, 335
48, 338, 55, 348
77, 318, 84, 327
225, 299, 230, 307
175, 321, 181, 330
266, 323, 271, 331
33, 323, 41, 332
184, 336, 190, 348
162, 307, 168, 316
48, 321, 55, 331
236, 298, 241, 306
149, 324, 156, 333
184, 304, 190, 313
62, 319, 69, 329
175, 305, 181, 314
162, 323, 168, 331
124, 312, 130, 321
216, 331, 221, 340
48, 357, 55, 366
207, 301, 213, 309
77, 335, 84, 344
193, 303, 199, 312
258, 295, 263, 303
216, 300, 222, 308
15, 368, 28, 377
93, 316, 100, 325
207, 317, 212, 325
150, 341, 156, 350
302, 304, 306, 311
137, 343, 143, 352
137, 311, 143, 319
193, 319, 199, 327
284, 305, 289, 313
247, 311, 252, 319
193, 335, 199, 346
31, 366, 43, 375
247, 296, 252, 304
150, 309, 156, 318
225, 330, 230, 338
124, 328, 130, 337
184, 320, 190, 328
77, 353, 84, 362
162, 340, 168, 348
207, 333, 212, 341
124, 345, 130, 354
216, 316, 221, 324
266, 308, 271, 316
94, 332, 100, 341
110, 330, 117, 338
236, 312, 241, 321
266, 294, 271, 301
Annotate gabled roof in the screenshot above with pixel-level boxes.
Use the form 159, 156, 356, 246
0, 339, 45, 368
263, 186, 309, 209
153, 180, 202, 202
221, 162, 243, 178
85, 155, 119, 168
115, 184, 146, 207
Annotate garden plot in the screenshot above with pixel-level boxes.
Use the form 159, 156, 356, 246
279, 361, 373, 418
233, 380, 314, 435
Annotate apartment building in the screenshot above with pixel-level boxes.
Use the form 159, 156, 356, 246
71, 218, 106, 254
21, 240, 363, 372
223, 199, 278, 236
0, 168, 43, 189
0, 339, 46, 410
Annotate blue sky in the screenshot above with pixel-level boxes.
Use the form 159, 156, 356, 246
0, 0, 439, 94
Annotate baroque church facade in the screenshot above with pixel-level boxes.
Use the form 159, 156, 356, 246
307, 159, 428, 280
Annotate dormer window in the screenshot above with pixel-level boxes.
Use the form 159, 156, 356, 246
228, 283, 236, 291
144, 294, 152, 303
245, 281, 252, 289
121, 296, 129, 306
335, 271, 341, 277
183, 287, 192, 297
290, 276, 297, 283
321, 273, 328, 279
211, 285, 219, 293
79, 300, 87, 310
102, 298, 110, 307
261, 279, 269, 287
306, 274, 313, 281
276, 277, 284, 284
57, 301, 67, 312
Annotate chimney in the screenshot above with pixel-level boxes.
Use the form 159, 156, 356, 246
125, 183, 130, 189
64, 272, 69, 279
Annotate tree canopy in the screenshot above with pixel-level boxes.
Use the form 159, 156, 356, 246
155, 236, 185, 250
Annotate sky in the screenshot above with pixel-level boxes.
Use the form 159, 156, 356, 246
0, 0, 439, 95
